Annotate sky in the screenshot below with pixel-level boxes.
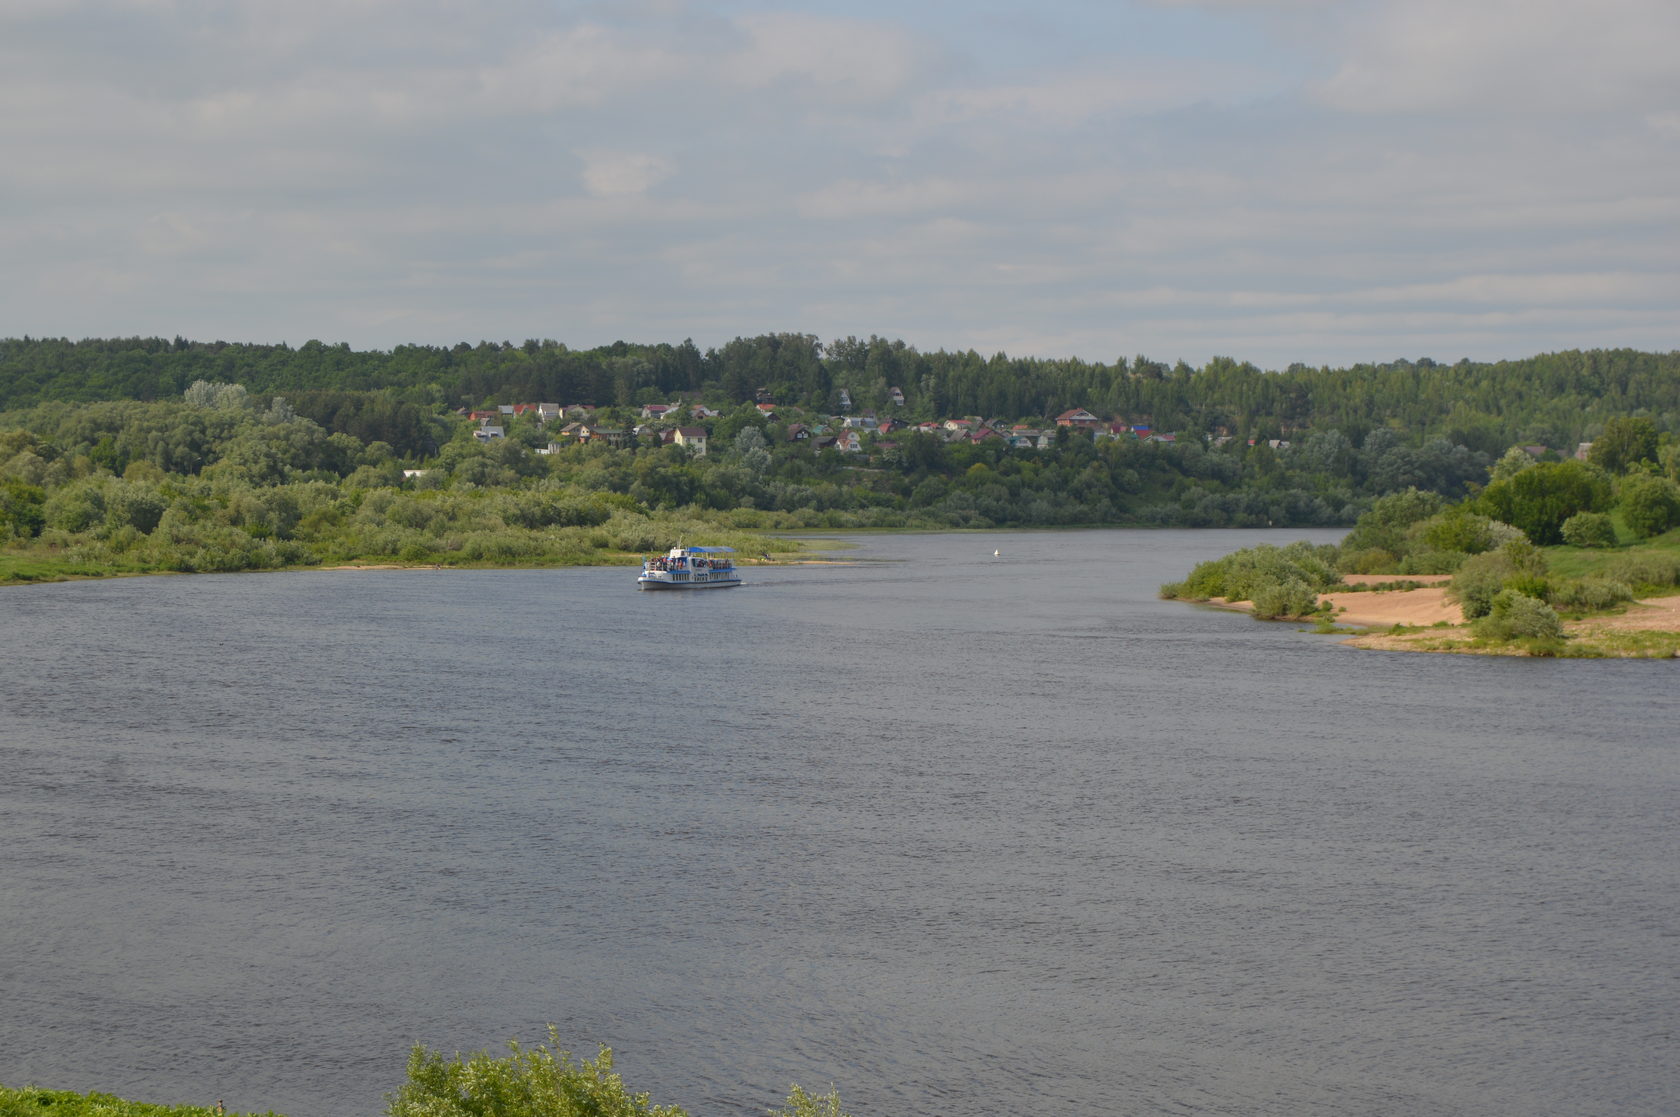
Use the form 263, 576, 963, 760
2, 0, 1677, 369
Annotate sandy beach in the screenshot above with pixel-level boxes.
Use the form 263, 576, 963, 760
1320, 574, 1461, 628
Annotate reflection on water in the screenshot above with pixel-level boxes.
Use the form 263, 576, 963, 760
2, 529, 1676, 1117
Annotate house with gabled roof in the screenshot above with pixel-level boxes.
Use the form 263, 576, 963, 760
673, 427, 708, 455
578, 424, 630, 448
1055, 408, 1102, 428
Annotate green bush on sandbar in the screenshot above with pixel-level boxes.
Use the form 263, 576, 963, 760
1161, 541, 1341, 618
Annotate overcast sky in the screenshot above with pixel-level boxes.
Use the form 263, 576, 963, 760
3, 0, 1677, 368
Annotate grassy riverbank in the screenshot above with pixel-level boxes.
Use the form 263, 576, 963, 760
0, 512, 819, 587
0, 1087, 276, 1117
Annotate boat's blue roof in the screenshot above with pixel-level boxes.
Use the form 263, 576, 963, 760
687, 546, 734, 553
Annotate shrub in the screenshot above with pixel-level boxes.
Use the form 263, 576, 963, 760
1561, 511, 1616, 548
1338, 546, 1397, 575
1250, 577, 1320, 619
1618, 475, 1680, 539
1450, 539, 1549, 619
1411, 507, 1521, 556
1396, 549, 1467, 575
1339, 487, 1446, 556
1170, 542, 1340, 604
1605, 552, 1680, 592
384, 1027, 852, 1117
387, 1031, 686, 1117
1473, 589, 1564, 643
1548, 577, 1634, 612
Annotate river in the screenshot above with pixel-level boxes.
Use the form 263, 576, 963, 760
2, 529, 1676, 1116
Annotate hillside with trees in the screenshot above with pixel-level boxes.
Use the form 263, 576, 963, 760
2, 335, 1676, 583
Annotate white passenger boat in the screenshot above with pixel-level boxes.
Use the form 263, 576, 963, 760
637, 545, 742, 590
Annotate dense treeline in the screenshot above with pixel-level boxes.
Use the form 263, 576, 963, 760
4, 335, 1678, 581
4, 336, 1678, 451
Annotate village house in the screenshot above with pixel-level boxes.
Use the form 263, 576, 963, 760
577, 424, 630, 449
536, 403, 562, 424
673, 427, 708, 455
1054, 408, 1103, 428
472, 425, 505, 442
888, 386, 905, 406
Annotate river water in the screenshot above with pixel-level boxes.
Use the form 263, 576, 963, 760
2, 529, 1676, 1117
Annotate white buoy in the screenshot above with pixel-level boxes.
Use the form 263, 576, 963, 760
993, 549, 1000, 556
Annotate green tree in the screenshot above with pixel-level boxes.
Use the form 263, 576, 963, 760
1618, 474, 1680, 538
1588, 416, 1660, 475
1473, 589, 1564, 644
0, 478, 46, 539
1475, 460, 1611, 545
1560, 511, 1616, 548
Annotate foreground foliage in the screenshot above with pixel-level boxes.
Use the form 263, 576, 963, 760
0, 1087, 275, 1117
2, 1033, 854, 1117
387, 1033, 687, 1117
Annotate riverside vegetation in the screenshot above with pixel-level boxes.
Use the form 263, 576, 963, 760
3, 337, 1679, 585
1, 1030, 852, 1117
1161, 426, 1680, 656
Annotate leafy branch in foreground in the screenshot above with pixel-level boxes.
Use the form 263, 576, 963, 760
386, 1026, 853, 1117
3, 1033, 854, 1117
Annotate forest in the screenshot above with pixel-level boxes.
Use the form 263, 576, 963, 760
1, 335, 1677, 581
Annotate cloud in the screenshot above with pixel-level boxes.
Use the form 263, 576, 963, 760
1, 0, 1677, 368
577, 150, 674, 198
724, 12, 920, 102
1319, 0, 1680, 112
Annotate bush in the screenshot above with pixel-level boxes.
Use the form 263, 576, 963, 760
387, 1031, 686, 1117
1411, 507, 1521, 556
1561, 511, 1616, 548
1618, 475, 1680, 539
1548, 577, 1634, 612
1171, 541, 1341, 603
1605, 552, 1680, 592
1251, 577, 1320, 619
1450, 539, 1549, 619
1338, 546, 1397, 575
384, 1027, 851, 1117
1473, 590, 1565, 643
1396, 549, 1467, 575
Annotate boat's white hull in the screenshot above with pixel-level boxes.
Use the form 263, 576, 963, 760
637, 574, 742, 590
